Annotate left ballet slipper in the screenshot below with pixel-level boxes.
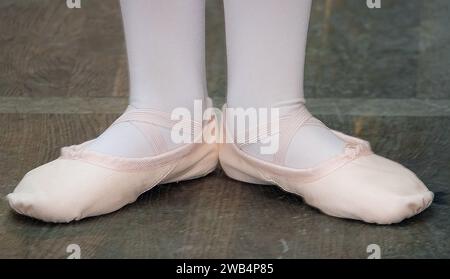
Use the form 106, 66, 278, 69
7, 107, 218, 223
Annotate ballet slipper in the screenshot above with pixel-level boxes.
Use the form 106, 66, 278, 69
7, 100, 218, 223
219, 104, 433, 225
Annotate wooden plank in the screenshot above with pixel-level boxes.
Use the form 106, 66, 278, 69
0, 0, 126, 98
0, 114, 448, 258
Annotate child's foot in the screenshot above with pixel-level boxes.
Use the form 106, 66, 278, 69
7, 100, 218, 223
220, 100, 433, 224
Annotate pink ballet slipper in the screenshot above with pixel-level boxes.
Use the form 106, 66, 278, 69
7, 100, 218, 223
219, 104, 433, 225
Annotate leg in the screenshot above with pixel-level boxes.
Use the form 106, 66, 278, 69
121, 0, 206, 112
89, 0, 207, 157
221, 0, 433, 224
7, 0, 218, 222
224, 0, 345, 168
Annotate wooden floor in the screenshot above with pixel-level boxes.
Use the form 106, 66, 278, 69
0, 0, 449, 258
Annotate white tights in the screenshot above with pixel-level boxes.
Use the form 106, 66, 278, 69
90, 0, 344, 168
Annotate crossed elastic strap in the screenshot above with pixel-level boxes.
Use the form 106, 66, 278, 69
235, 99, 327, 166
112, 106, 203, 153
